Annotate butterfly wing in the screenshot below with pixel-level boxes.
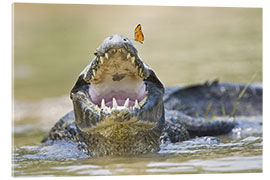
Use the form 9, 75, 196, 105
134, 24, 144, 44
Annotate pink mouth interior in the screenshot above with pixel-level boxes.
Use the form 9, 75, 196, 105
89, 83, 146, 108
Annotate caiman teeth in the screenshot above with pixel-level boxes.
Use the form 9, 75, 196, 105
101, 99, 106, 109
124, 98, 129, 107
100, 56, 104, 64
95, 105, 99, 111
134, 99, 139, 109
139, 68, 142, 77
92, 96, 148, 112
131, 57, 135, 64
112, 97, 118, 108
127, 53, 131, 59
105, 53, 109, 59
139, 96, 147, 107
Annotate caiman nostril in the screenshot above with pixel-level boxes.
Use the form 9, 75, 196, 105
123, 38, 127, 41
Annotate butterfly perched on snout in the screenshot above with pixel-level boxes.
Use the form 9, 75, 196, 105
134, 24, 144, 44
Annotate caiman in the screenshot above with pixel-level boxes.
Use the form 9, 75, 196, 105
42, 34, 262, 157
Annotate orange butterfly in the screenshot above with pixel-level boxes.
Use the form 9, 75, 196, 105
134, 24, 144, 44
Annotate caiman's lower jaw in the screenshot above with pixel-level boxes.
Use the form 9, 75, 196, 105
87, 47, 148, 113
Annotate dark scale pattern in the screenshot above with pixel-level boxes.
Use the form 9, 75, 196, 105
161, 118, 190, 144
164, 81, 262, 117
42, 111, 79, 143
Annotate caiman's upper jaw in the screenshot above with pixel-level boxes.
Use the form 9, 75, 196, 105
86, 47, 148, 82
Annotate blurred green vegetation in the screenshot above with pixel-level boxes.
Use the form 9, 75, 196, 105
13, 4, 262, 100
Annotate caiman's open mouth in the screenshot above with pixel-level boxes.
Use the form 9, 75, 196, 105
88, 47, 148, 110
70, 34, 165, 156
